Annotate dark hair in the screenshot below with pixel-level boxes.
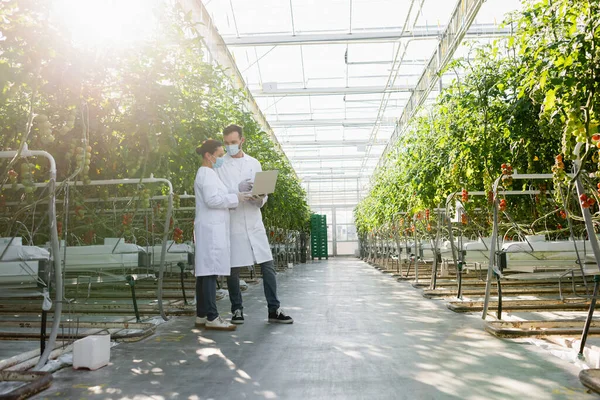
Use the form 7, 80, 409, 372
223, 124, 243, 139
196, 139, 223, 158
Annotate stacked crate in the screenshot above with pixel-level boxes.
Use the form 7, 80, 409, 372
310, 214, 328, 260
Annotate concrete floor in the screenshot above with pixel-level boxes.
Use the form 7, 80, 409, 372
34, 259, 597, 400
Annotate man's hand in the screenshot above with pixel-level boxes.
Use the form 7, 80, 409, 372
238, 179, 253, 193
249, 194, 265, 207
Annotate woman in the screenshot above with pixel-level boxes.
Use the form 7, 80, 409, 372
194, 139, 246, 331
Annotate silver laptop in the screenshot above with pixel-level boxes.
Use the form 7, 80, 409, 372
251, 170, 279, 195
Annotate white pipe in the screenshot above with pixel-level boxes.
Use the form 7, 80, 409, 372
0, 147, 57, 173
446, 189, 553, 208
8, 176, 174, 191
55, 174, 174, 321
2, 170, 176, 350
573, 143, 600, 272
0, 348, 42, 371
0, 144, 63, 370
4, 194, 194, 206
482, 175, 502, 319
479, 172, 573, 319
4, 206, 197, 214
0, 340, 72, 371
157, 188, 173, 321
8, 345, 73, 372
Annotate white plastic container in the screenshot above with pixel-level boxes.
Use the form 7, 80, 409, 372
525, 234, 546, 242
73, 335, 111, 370
0, 237, 22, 246
103, 238, 121, 247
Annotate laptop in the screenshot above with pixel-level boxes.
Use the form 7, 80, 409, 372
251, 170, 279, 196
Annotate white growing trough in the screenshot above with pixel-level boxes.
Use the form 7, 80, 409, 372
502, 239, 595, 270
0, 237, 50, 287
463, 237, 503, 264
463, 236, 596, 270
420, 241, 454, 260
59, 238, 146, 274
145, 241, 193, 267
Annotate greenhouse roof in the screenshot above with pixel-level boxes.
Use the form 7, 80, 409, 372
203, 0, 522, 208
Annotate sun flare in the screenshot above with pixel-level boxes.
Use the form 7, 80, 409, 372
49, 0, 162, 48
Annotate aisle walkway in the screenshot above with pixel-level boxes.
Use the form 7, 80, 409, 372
38, 259, 593, 399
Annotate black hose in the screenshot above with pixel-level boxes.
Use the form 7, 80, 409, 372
496, 273, 503, 320
457, 262, 463, 299
579, 276, 600, 356
178, 262, 188, 305
126, 275, 141, 323
40, 310, 47, 354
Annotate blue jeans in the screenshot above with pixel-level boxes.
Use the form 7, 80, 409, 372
227, 260, 280, 313
196, 276, 218, 321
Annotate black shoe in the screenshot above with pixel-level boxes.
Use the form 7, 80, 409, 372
231, 309, 245, 324
268, 308, 293, 324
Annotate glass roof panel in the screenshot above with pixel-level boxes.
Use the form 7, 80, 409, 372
206, 2, 237, 36
474, 0, 523, 25
252, 47, 304, 84
302, 45, 347, 81
292, 0, 350, 33
203, 0, 523, 207
303, 95, 345, 109
351, 0, 412, 31
261, 96, 312, 114
402, 39, 439, 60
347, 75, 394, 88
348, 63, 395, 79
230, 0, 293, 35
415, 0, 458, 27
347, 43, 397, 62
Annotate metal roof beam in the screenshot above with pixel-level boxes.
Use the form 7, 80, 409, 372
346, 59, 429, 66
270, 118, 395, 127
309, 204, 359, 208
292, 154, 381, 161
371, 0, 493, 175
282, 139, 387, 147
296, 170, 364, 175
294, 166, 364, 170
176, 0, 296, 176
265, 107, 405, 117
223, 24, 511, 46
302, 176, 365, 180
254, 85, 412, 97
306, 189, 361, 193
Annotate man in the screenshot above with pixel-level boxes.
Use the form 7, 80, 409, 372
215, 124, 293, 325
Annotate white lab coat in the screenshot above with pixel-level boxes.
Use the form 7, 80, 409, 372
194, 167, 239, 277
215, 154, 273, 267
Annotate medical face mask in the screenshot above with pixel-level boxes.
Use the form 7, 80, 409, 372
226, 144, 241, 156
213, 156, 225, 169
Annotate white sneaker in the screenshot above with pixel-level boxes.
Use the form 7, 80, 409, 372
195, 316, 207, 327
206, 316, 237, 331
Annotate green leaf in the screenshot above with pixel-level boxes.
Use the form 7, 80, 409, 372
543, 89, 556, 113
539, 70, 547, 89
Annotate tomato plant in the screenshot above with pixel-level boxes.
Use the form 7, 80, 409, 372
356, 0, 598, 240
0, 0, 310, 243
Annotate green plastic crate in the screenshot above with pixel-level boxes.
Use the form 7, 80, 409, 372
310, 214, 328, 260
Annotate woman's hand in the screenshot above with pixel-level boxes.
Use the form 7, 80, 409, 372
237, 192, 251, 203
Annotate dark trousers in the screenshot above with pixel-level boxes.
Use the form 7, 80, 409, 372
227, 260, 280, 313
196, 275, 218, 321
